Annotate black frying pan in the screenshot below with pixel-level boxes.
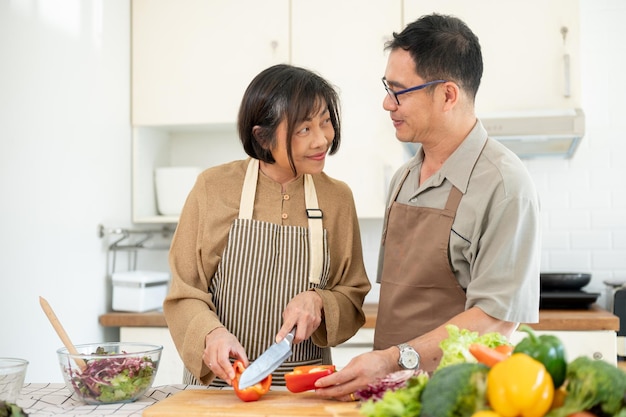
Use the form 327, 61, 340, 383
540, 273, 591, 290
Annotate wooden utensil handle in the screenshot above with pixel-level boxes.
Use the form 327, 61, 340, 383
39, 296, 87, 371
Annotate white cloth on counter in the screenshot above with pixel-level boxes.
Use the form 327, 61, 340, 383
16, 383, 205, 417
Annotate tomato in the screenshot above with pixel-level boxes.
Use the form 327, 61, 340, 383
566, 413, 599, 417
285, 365, 336, 393
232, 360, 272, 402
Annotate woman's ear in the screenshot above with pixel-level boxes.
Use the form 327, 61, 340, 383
252, 125, 270, 149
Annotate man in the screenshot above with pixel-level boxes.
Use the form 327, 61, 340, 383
315, 13, 540, 401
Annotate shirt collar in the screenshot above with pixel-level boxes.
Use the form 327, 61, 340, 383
438, 119, 488, 193
403, 119, 488, 193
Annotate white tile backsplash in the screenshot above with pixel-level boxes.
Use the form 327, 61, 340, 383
614, 232, 626, 250
549, 210, 591, 230
571, 230, 612, 250
592, 252, 626, 270
571, 190, 611, 210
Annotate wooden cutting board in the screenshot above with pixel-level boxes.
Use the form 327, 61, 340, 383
143, 389, 362, 417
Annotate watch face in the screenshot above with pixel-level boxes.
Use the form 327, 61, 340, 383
402, 351, 419, 369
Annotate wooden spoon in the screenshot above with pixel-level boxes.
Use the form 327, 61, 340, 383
39, 296, 87, 371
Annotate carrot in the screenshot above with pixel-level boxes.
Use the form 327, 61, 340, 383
494, 344, 514, 355
469, 343, 509, 367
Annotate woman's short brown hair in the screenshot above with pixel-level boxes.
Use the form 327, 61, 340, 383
237, 64, 341, 175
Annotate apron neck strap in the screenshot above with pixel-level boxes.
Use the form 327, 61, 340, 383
304, 174, 323, 285
239, 158, 323, 284
239, 159, 259, 220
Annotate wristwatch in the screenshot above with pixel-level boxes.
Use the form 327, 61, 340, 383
397, 343, 420, 370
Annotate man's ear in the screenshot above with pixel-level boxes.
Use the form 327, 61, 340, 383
442, 82, 460, 111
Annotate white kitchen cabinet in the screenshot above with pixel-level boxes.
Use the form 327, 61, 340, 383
511, 330, 617, 366
290, 0, 406, 218
132, 0, 290, 126
120, 327, 184, 386
403, 0, 581, 114
331, 328, 375, 370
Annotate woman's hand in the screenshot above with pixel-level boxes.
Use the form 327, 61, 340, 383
277, 291, 324, 344
203, 327, 248, 385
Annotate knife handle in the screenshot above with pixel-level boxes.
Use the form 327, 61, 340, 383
284, 327, 296, 344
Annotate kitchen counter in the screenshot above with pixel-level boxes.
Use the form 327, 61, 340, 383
99, 303, 620, 331
16, 384, 359, 417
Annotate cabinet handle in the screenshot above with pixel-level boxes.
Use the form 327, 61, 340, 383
561, 26, 571, 98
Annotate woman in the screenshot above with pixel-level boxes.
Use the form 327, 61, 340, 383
163, 64, 371, 386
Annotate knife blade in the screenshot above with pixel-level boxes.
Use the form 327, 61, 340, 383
237, 328, 295, 389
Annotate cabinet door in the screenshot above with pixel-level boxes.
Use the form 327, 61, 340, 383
291, 0, 405, 218
403, 0, 581, 114
511, 330, 617, 365
132, 0, 290, 126
330, 329, 374, 369
120, 327, 184, 386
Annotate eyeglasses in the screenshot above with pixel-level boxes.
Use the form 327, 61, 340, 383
382, 78, 447, 105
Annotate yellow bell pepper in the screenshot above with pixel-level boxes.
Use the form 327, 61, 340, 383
471, 411, 502, 417
486, 353, 554, 417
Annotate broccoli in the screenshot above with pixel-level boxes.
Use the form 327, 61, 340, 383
420, 362, 489, 417
547, 356, 626, 417
0, 401, 28, 417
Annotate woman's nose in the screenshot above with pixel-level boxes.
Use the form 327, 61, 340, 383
314, 127, 331, 148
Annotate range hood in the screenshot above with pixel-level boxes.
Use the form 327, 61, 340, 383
480, 108, 585, 159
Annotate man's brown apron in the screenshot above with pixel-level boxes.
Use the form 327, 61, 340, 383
184, 159, 331, 386
374, 168, 467, 350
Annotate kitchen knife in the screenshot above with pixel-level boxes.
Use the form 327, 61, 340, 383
237, 327, 295, 389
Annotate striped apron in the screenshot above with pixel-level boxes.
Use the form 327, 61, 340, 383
185, 159, 331, 386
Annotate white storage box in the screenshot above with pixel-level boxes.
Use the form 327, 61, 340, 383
112, 270, 170, 313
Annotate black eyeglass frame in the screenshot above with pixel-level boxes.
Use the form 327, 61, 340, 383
382, 78, 447, 105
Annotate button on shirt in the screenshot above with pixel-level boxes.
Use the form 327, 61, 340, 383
281, 194, 290, 220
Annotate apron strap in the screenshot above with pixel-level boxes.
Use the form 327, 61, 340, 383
304, 174, 323, 285
381, 167, 410, 245
239, 159, 323, 284
239, 159, 259, 220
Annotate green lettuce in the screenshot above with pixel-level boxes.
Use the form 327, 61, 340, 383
437, 324, 509, 370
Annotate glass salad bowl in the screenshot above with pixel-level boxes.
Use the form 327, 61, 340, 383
57, 342, 162, 404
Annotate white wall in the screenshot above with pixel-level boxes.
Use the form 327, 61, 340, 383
0, 0, 133, 383
1, 0, 625, 384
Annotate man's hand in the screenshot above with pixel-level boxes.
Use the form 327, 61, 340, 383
313, 348, 399, 401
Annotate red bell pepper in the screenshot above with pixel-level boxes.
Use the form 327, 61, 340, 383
232, 360, 272, 402
285, 365, 336, 393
